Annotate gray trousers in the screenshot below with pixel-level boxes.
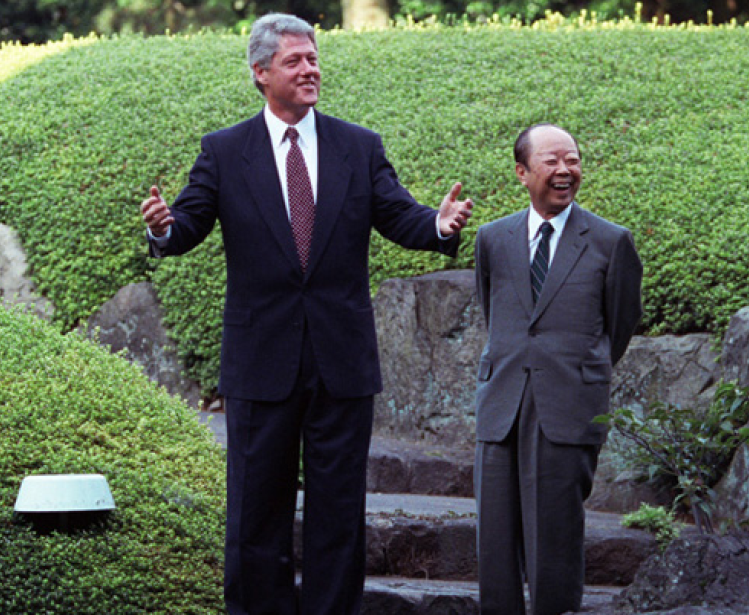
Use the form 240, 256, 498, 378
474, 375, 600, 615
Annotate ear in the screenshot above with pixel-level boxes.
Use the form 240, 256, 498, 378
253, 63, 268, 88
515, 162, 528, 186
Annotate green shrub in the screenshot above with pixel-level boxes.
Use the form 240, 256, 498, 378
596, 381, 749, 534
2, 18, 749, 393
622, 503, 682, 548
0, 307, 226, 613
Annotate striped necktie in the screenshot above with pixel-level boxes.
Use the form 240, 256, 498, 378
530, 221, 554, 304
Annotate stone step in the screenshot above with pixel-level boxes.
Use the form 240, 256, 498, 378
289, 576, 625, 615
197, 413, 474, 497
293, 492, 658, 587
200, 413, 662, 586
363, 577, 623, 614
367, 436, 474, 497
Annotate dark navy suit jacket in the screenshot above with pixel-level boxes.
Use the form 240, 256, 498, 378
152, 109, 459, 401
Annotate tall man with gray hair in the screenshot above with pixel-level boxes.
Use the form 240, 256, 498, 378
141, 13, 473, 615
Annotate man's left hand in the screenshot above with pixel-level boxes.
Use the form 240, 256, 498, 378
438, 182, 474, 236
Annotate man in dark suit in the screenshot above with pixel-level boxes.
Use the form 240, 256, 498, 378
473, 124, 642, 615
140, 13, 473, 615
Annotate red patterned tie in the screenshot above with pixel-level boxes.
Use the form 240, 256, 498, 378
285, 127, 315, 272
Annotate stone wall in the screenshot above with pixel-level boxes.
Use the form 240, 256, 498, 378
373, 271, 484, 447
83, 282, 202, 408
373, 270, 723, 449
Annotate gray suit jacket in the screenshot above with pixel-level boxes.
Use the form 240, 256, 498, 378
474, 202, 643, 445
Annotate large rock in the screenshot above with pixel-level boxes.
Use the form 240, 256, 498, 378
0, 223, 54, 319
722, 306, 749, 388
591, 335, 723, 513
83, 282, 201, 407
719, 311, 749, 529
713, 442, 749, 528
613, 533, 749, 613
611, 334, 721, 414
373, 270, 485, 447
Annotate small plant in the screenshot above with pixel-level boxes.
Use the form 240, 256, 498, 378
622, 503, 681, 548
595, 381, 749, 534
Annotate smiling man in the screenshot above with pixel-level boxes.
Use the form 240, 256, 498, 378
473, 124, 642, 615
140, 12, 472, 615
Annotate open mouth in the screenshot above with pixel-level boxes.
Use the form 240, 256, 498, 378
552, 182, 572, 191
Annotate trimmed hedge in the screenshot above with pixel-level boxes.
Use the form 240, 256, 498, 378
0, 307, 226, 613
2, 19, 749, 393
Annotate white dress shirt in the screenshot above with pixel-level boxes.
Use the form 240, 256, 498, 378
527, 203, 572, 266
263, 105, 318, 215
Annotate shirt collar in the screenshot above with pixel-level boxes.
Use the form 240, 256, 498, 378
263, 105, 316, 149
528, 202, 572, 241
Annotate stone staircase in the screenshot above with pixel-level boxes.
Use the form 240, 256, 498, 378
199, 414, 655, 613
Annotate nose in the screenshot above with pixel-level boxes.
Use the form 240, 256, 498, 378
555, 160, 570, 175
300, 58, 318, 74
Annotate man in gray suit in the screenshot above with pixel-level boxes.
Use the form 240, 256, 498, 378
473, 124, 643, 615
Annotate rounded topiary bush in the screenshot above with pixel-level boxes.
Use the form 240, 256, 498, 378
0, 307, 226, 614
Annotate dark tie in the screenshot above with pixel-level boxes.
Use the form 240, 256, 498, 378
285, 127, 315, 272
530, 221, 554, 304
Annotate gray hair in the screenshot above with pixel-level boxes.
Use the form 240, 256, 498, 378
247, 13, 316, 95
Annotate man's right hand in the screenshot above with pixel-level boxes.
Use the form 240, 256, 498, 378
141, 186, 174, 237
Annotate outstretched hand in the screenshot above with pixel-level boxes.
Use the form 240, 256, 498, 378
140, 186, 174, 237
438, 182, 474, 236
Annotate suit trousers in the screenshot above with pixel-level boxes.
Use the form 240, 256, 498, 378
474, 373, 600, 615
224, 327, 373, 615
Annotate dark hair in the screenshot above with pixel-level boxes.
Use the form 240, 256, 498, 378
514, 123, 581, 167
247, 14, 316, 94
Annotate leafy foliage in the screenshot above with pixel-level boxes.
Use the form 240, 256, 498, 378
0, 307, 226, 613
595, 381, 749, 534
3, 0, 747, 45
2, 20, 749, 394
622, 503, 682, 548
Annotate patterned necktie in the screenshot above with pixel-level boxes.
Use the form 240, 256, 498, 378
530, 221, 554, 304
285, 127, 315, 272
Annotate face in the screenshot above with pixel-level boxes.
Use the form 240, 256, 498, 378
515, 126, 582, 219
254, 34, 320, 125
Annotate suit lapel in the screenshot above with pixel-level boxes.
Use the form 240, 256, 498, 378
241, 113, 301, 270
507, 210, 535, 318
531, 202, 589, 325
305, 111, 352, 278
